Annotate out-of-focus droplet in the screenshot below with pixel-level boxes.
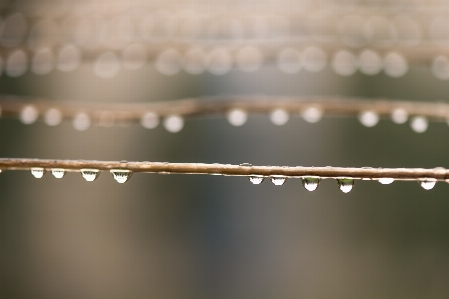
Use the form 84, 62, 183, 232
32, 48, 55, 75
51, 168, 66, 178
270, 175, 287, 186
332, 50, 358, 76
6, 49, 28, 77
419, 179, 436, 190
163, 115, 184, 133
301, 107, 323, 123
73, 113, 91, 131
57, 45, 81, 72
410, 116, 428, 133
277, 48, 301, 74
248, 175, 264, 184
1, 13, 27, 48
301, 176, 321, 191
110, 169, 132, 183
20, 105, 39, 124
155, 48, 181, 75
31, 167, 45, 178
183, 48, 206, 75
359, 49, 383, 75
358, 111, 379, 127
94, 52, 121, 78
141, 112, 159, 129
337, 178, 354, 193
81, 169, 99, 182
391, 108, 408, 124
44, 108, 62, 126
122, 43, 146, 70
207, 48, 232, 75
269, 109, 289, 126
227, 109, 248, 126
384, 52, 408, 78
431, 55, 449, 80
393, 15, 422, 47
302, 46, 327, 73
378, 178, 394, 184
236, 46, 263, 72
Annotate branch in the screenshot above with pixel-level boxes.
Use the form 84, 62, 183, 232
0, 158, 447, 182
1, 95, 448, 125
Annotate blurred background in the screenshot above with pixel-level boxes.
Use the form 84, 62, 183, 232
1, 0, 449, 298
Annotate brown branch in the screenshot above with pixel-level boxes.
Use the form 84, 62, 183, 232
0, 95, 448, 124
0, 158, 448, 181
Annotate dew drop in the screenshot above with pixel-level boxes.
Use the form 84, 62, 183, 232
359, 49, 383, 75
419, 179, 436, 190
337, 178, 354, 193
140, 112, 159, 129
73, 112, 91, 131
227, 109, 248, 126
80, 169, 99, 182
163, 115, 184, 133
384, 52, 408, 78
44, 108, 63, 126
358, 110, 379, 127
301, 107, 323, 123
248, 175, 264, 184
332, 50, 358, 76
20, 105, 39, 124
391, 108, 408, 124
51, 168, 66, 179
270, 175, 287, 186
378, 177, 394, 184
269, 109, 289, 126
110, 169, 132, 183
240, 163, 253, 167
301, 176, 321, 191
31, 167, 45, 178
410, 116, 428, 133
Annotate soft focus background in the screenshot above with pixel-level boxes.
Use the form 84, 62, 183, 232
1, 0, 449, 298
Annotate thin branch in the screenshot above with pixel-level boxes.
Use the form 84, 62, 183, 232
1, 95, 448, 124
0, 158, 448, 181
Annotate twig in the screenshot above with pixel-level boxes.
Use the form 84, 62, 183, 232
0, 158, 448, 181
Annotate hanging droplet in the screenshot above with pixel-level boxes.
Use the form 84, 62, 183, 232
31, 167, 46, 178
239, 163, 253, 167
391, 108, 408, 124
20, 105, 39, 124
301, 107, 323, 123
163, 115, 184, 133
248, 175, 264, 184
110, 169, 132, 183
44, 108, 63, 126
140, 112, 159, 129
337, 178, 354, 193
419, 179, 436, 190
51, 168, 66, 179
270, 175, 287, 186
410, 116, 428, 133
358, 111, 379, 127
227, 109, 248, 126
378, 178, 394, 184
80, 169, 100, 182
269, 109, 289, 126
301, 176, 321, 191
73, 113, 91, 131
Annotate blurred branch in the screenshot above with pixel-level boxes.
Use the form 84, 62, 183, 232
0, 158, 448, 181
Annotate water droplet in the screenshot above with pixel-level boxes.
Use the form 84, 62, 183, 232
301, 176, 321, 191
239, 163, 253, 167
384, 52, 408, 78
269, 109, 289, 126
20, 105, 39, 124
163, 115, 184, 133
31, 167, 45, 178
57, 45, 81, 72
73, 113, 91, 131
431, 55, 449, 80
227, 109, 248, 126
301, 107, 323, 123
332, 50, 358, 76
358, 111, 379, 127
410, 116, 428, 133
94, 52, 121, 79
378, 178, 394, 184
122, 43, 146, 70
391, 108, 408, 124
155, 48, 182, 75
32, 48, 55, 75
337, 178, 354, 193
44, 108, 62, 126
248, 175, 264, 184
80, 169, 99, 182
51, 168, 66, 179
270, 175, 287, 186
110, 169, 132, 183
6, 49, 28, 77
140, 112, 159, 129
419, 179, 436, 190
207, 48, 232, 75
359, 49, 383, 75
183, 47, 207, 75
